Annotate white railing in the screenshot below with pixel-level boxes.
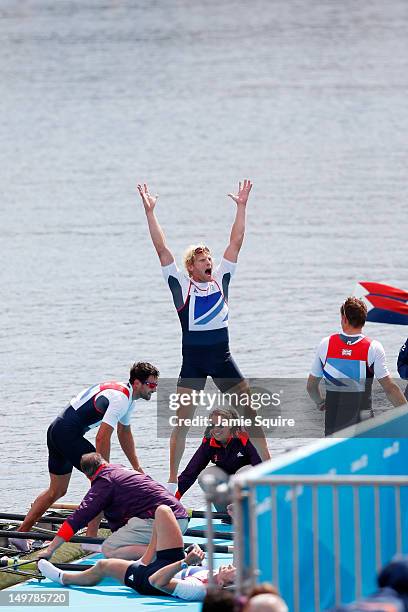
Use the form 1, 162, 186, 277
233, 475, 408, 611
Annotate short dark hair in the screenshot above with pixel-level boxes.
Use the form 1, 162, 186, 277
202, 589, 236, 612
378, 557, 408, 594
340, 297, 367, 328
80, 452, 106, 477
129, 362, 159, 385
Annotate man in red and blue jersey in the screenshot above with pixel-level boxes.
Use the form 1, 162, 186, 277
307, 297, 406, 435
10, 362, 159, 549
137, 180, 270, 489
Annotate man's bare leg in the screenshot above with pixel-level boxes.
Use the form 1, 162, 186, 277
154, 505, 184, 551
226, 380, 270, 461
18, 473, 72, 532
168, 387, 197, 482
58, 558, 133, 586
43, 506, 182, 587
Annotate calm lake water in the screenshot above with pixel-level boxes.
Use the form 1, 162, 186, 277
1, 0, 407, 512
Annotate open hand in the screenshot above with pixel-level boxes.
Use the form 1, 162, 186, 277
228, 179, 252, 206
137, 183, 158, 212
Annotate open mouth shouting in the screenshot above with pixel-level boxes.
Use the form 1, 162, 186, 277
205, 266, 212, 278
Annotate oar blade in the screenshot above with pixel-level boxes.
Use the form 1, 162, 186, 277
354, 282, 408, 325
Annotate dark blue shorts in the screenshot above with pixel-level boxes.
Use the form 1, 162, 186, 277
178, 342, 244, 392
124, 547, 185, 596
47, 415, 95, 475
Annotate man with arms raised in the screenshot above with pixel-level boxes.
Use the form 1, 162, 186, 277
10, 361, 159, 550
137, 180, 270, 488
307, 297, 407, 435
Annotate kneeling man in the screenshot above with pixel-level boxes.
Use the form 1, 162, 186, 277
39, 453, 188, 560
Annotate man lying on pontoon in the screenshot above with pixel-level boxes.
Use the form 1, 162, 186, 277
38, 505, 236, 601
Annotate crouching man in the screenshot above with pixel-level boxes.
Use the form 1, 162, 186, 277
38, 453, 188, 560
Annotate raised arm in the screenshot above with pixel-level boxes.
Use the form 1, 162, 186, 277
137, 183, 174, 266
148, 545, 205, 594
223, 179, 252, 263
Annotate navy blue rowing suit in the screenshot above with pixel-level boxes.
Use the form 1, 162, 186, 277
162, 258, 243, 391
397, 338, 408, 399
47, 381, 135, 474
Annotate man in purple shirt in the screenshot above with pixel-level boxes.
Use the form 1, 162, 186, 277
38, 453, 188, 560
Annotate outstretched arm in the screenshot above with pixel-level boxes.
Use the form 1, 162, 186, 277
117, 423, 143, 472
378, 375, 407, 407
37, 535, 65, 560
95, 422, 114, 461
307, 375, 325, 410
223, 179, 252, 263
37, 483, 112, 560
177, 443, 211, 497
137, 183, 174, 266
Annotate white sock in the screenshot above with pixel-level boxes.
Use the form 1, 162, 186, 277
38, 560, 65, 585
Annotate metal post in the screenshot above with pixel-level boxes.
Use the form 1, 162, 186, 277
312, 484, 320, 612
395, 485, 402, 554
374, 485, 381, 572
271, 484, 279, 588
353, 486, 362, 599
292, 485, 300, 612
205, 489, 215, 589
248, 484, 259, 589
233, 480, 244, 598
333, 485, 341, 605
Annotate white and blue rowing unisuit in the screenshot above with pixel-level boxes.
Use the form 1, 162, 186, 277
162, 258, 244, 391
67, 381, 135, 431
47, 382, 135, 475
311, 333, 389, 435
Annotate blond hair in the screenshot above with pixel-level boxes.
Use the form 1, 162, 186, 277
183, 244, 211, 275
205, 406, 244, 438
